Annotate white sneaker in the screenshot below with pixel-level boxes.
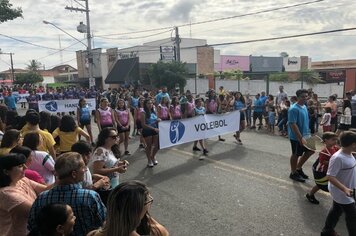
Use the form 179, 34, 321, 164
199, 156, 205, 160
147, 161, 154, 168
153, 160, 158, 165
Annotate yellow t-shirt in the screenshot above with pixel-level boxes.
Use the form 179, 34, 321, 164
52, 127, 83, 152
0, 147, 12, 156
21, 124, 56, 153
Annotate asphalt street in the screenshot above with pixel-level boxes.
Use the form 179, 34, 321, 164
17, 107, 348, 236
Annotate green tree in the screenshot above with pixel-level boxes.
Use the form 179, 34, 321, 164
14, 72, 43, 85
148, 61, 188, 91
299, 69, 324, 85
26, 59, 42, 71
0, 0, 22, 23
269, 72, 290, 82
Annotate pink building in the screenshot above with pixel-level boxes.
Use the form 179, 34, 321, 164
214, 55, 250, 72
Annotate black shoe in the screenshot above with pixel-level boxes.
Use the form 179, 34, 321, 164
250, 126, 256, 129
289, 172, 306, 182
296, 169, 309, 179
193, 146, 201, 151
218, 138, 225, 142
124, 151, 130, 155
306, 194, 320, 204
139, 144, 145, 149
203, 149, 208, 155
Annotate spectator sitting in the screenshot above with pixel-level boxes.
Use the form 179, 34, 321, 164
28, 152, 107, 235
22, 132, 56, 184
10, 145, 46, 185
87, 180, 169, 236
28, 203, 76, 236
0, 153, 49, 236
0, 129, 22, 156
21, 111, 56, 159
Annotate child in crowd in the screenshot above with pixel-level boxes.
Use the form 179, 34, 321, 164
268, 106, 276, 134
77, 98, 94, 145
115, 99, 131, 156
320, 107, 332, 132
321, 131, 356, 236
306, 132, 339, 204
193, 98, 208, 158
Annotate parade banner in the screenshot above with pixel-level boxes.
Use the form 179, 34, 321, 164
159, 111, 240, 149
38, 98, 96, 113
12, 92, 30, 103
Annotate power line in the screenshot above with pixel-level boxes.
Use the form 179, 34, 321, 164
95, 29, 174, 40
0, 33, 63, 51
47, 57, 77, 69
95, 0, 324, 37
181, 27, 356, 49
35, 39, 86, 61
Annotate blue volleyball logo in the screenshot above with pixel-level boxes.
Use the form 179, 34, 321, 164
45, 101, 58, 112
169, 120, 185, 144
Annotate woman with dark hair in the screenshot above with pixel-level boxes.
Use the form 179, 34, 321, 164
115, 99, 131, 156
231, 92, 246, 145
134, 97, 146, 149
0, 129, 22, 156
89, 127, 128, 189
10, 145, 46, 184
169, 96, 182, 120
0, 153, 48, 236
5, 110, 19, 130
87, 181, 169, 236
96, 97, 116, 132
324, 95, 337, 132
23, 132, 55, 184
29, 203, 76, 236
52, 115, 90, 153
39, 111, 51, 132
336, 99, 352, 135
141, 99, 160, 168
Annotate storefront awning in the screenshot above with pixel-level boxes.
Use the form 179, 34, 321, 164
105, 57, 139, 84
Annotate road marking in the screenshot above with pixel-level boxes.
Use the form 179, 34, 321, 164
171, 148, 330, 197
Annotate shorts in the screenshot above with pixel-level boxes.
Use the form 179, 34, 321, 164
101, 124, 114, 130
290, 139, 311, 157
80, 119, 91, 126
330, 116, 337, 125
253, 112, 262, 120
338, 123, 350, 131
240, 112, 245, 121
136, 120, 142, 130
352, 116, 356, 128
117, 125, 130, 133
142, 128, 158, 137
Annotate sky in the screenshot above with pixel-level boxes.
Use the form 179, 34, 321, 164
0, 0, 356, 71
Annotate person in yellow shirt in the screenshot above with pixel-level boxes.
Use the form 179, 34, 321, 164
21, 111, 56, 159
52, 115, 90, 153
0, 129, 22, 156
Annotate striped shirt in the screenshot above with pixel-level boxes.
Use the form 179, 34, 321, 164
28, 184, 106, 235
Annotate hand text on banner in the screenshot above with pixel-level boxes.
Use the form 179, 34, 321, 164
38, 98, 96, 113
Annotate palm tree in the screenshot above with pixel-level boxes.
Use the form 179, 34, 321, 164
26, 59, 42, 71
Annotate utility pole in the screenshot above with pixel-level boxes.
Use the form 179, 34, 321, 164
175, 26, 181, 62
58, 35, 63, 64
0, 50, 15, 82
65, 0, 94, 85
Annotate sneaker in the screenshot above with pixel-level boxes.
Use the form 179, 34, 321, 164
296, 169, 309, 179
139, 144, 145, 149
193, 146, 201, 151
199, 155, 205, 160
218, 138, 225, 142
306, 194, 320, 204
153, 159, 158, 165
289, 172, 306, 183
124, 151, 131, 156
237, 139, 243, 145
147, 162, 154, 168
203, 149, 209, 155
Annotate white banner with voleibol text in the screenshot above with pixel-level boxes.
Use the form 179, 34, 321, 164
38, 98, 96, 113
159, 110, 240, 149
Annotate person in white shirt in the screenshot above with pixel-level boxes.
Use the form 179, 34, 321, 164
321, 131, 356, 236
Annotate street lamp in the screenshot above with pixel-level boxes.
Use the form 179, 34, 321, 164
43, 20, 94, 85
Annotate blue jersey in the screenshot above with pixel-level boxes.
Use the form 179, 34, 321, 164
287, 103, 310, 141
131, 97, 139, 108
254, 99, 263, 113
146, 111, 158, 128
79, 105, 91, 122
234, 100, 245, 111
194, 106, 206, 116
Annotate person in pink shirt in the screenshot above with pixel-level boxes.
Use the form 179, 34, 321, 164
157, 96, 170, 120
170, 96, 182, 120
95, 98, 116, 132
0, 153, 50, 236
115, 99, 131, 156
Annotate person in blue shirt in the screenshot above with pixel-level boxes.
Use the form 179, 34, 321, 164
155, 86, 170, 105
288, 89, 315, 183
251, 94, 263, 129
231, 92, 246, 145
4, 90, 17, 111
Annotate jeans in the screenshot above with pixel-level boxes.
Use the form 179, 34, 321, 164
321, 201, 356, 236
246, 109, 252, 126
278, 118, 286, 132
